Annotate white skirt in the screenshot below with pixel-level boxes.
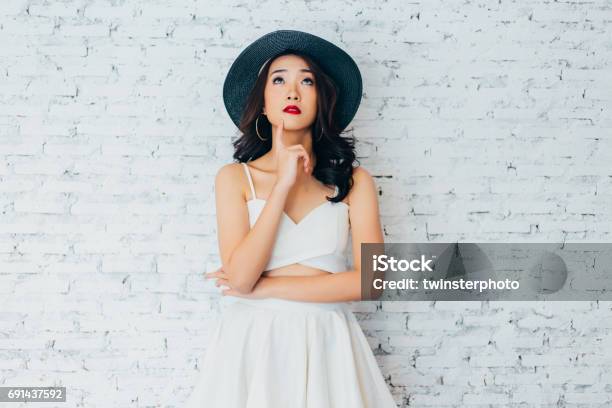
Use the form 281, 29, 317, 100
185, 296, 398, 408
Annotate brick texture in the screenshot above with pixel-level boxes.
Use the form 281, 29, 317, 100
1, 1, 611, 407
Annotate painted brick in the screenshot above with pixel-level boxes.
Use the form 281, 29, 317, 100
1, 2, 611, 407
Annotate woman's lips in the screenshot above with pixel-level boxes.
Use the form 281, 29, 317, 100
283, 106, 301, 114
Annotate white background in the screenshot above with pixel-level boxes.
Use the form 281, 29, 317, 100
1, 0, 611, 407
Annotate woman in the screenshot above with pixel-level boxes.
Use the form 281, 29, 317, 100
186, 30, 397, 408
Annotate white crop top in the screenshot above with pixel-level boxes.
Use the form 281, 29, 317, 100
242, 162, 350, 273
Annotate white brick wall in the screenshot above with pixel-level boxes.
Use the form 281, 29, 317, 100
1, 0, 611, 407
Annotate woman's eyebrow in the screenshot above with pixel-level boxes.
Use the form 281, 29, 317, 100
269, 68, 313, 76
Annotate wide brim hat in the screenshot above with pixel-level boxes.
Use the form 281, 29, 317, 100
223, 30, 363, 132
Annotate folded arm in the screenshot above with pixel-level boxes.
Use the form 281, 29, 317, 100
255, 267, 361, 302
227, 166, 384, 303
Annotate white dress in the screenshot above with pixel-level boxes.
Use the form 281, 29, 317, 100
184, 163, 397, 408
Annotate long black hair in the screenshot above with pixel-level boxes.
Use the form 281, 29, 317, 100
231, 49, 359, 203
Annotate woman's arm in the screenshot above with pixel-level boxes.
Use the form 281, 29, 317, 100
255, 269, 362, 302
224, 166, 384, 303
215, 163, 290, 294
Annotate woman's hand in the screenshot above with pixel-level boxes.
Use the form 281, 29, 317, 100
205, 266, 270, 299
205, 265, 229, 287
274, 119, 312, 189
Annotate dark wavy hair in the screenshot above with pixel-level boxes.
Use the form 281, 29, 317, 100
231, 49, 359, 203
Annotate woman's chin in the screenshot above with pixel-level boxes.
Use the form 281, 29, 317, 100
270, 120, 314, 131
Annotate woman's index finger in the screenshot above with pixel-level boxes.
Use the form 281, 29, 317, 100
275, 119, 285, 152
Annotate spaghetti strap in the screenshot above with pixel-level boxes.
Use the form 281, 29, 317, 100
242, 162, 256, 200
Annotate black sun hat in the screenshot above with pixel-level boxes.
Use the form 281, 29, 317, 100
222, 29, 363, 132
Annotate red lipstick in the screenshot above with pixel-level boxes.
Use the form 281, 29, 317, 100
283, 105, 301, 114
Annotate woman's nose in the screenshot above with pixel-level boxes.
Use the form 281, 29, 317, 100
286, 83, 299, 100
286, 88, 299, 100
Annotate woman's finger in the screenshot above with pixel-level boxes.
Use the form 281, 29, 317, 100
205, 266, 222, 275
222, 288, 242, 297
297, 149, 310, 170
206, 272, 229, 279
286, 146, 309, 168
275, 119, 285, 152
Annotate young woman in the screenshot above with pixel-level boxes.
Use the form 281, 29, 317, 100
185, 30, 397, 408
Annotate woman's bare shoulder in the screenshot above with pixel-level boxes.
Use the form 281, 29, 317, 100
352, 165, 372, 180
347, 166, 376, 204
215, 162, 248, 201
215, 162, 243, 182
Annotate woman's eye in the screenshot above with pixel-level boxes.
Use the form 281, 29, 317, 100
272, 77, 314, 85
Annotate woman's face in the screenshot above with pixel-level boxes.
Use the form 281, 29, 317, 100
263, 54, 318, 131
